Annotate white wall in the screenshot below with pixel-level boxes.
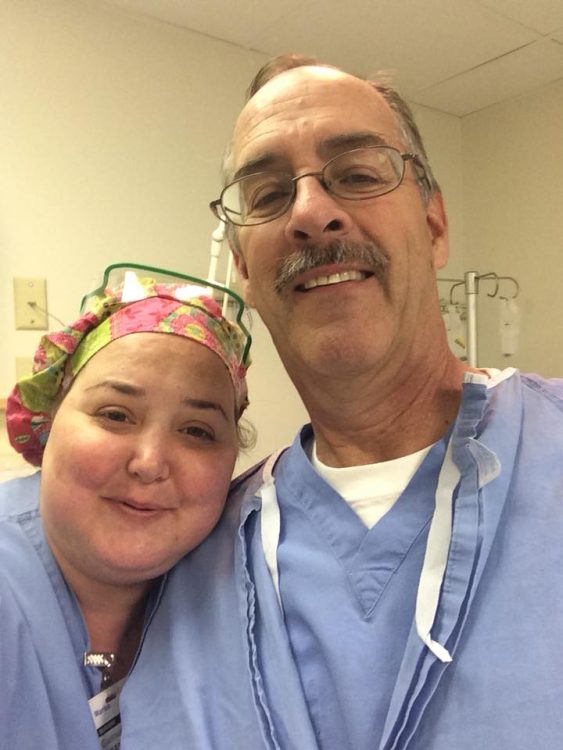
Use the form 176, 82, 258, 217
462, 78, 563, 374
412, 104, 465, 278
0, 0, 264, 377
0, 0, 464, 477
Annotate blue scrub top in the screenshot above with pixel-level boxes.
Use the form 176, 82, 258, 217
5, 370, 563, 750
121, 370, 563, 750
0, 472, 164, 750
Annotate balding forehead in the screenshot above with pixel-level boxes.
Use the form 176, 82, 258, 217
250, 64, 354, 96
239, 65, 381, 123
232, 67, 394, 161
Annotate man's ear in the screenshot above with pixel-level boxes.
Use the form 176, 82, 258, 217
426, 192, 449, 270
232, 250, 255, 308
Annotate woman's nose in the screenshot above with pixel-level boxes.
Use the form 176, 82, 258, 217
127, 434, 171, 484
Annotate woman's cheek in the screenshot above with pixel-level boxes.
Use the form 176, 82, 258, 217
53, 427, 123, 490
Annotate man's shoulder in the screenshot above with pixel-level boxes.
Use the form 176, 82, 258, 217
229, 446, 293, 500
231, 458, 268, 487
520, 372, 563, 410
229, 459, 267, 497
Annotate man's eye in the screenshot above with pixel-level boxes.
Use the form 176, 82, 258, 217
336, 168, 385, 189
245, 180, 291, 214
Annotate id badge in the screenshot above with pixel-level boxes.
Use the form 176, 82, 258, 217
88, 677, 126, 750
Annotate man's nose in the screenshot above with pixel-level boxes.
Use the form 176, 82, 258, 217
127, 432, 171, 484
283, 175, 353, 245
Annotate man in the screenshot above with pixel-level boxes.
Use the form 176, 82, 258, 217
121, 56, 563, 750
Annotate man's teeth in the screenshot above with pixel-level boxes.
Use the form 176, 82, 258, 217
302, 270, 367, 291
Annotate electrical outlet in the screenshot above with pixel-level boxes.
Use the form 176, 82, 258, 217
13, 278, 48, 330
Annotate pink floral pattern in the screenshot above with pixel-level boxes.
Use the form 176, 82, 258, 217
7, 279, 250, 466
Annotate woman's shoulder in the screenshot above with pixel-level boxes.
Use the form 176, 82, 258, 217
0, 471, 41, 522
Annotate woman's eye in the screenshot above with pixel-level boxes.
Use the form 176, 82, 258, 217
98, 409, 129, 423
181, 425, 215, 441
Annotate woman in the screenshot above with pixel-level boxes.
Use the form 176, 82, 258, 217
0, 265, 251, 750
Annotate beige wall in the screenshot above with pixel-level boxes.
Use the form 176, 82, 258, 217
0, 0, 471, 478
0, 0, 274, 475
461, 78, 563, 374
412, 104, 465, 278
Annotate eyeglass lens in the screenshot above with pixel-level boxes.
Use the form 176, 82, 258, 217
221, 147, 406, 226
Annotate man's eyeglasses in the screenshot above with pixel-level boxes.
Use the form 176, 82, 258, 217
210, 146, 429, 227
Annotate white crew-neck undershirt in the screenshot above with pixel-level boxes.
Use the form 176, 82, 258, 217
311, 442, 433, 528
310, 368, 510, 527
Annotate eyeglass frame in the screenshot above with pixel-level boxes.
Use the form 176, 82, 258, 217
80, 262, 252, 365
210, 145, 431, 227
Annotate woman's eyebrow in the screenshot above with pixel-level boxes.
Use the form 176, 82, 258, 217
183, 398, 228, 421
85, 380, 145, 396
85, 384, 229, 420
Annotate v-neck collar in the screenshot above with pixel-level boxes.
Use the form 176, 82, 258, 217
276, 427, 447, 615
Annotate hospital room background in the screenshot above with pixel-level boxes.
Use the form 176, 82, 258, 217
2, 0, 563, 479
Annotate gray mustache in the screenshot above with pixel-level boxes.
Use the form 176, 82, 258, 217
274, 240, 389, 294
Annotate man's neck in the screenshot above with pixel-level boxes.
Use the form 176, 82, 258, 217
302, 353, 472, 467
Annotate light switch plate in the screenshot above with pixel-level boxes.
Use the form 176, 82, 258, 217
13, 278, 48, 330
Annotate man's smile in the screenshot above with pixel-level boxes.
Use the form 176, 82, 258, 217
296, 269, 372, 291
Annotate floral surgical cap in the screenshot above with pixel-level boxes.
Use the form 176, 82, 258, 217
6, 279, 250, 466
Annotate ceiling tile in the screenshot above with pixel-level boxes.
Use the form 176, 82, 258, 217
100, 0, 305, 47
411, 38, 563, 115
243, 0, 539, 94
99, 0, 562, 115
476, 0, 563, 35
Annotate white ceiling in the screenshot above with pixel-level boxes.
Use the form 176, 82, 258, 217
103, 0, 563, 116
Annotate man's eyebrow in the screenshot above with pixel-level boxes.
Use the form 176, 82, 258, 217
232, 132, 394, 181
318, 132, 392, 157
232, 152, 280, 181
183, 398, 228, 421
